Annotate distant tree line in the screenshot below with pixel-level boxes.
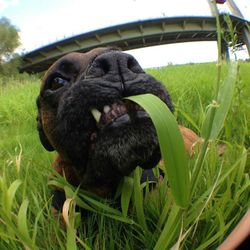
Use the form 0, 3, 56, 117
0, 17, 20, 76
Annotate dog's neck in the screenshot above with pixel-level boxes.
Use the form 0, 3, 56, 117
52, 155, 114, 197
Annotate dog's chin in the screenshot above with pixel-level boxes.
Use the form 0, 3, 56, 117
90, 117, 160, 172
59, 113, 160, 185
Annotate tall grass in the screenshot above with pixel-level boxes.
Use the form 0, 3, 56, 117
0, 59, 250, 249
147, 62, 250, 147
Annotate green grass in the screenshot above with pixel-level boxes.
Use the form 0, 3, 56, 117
147, 62, 250, 146
0, 61, 250, 249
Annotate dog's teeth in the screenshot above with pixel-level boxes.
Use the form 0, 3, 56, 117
103, 105, 111, 114
91, 108, 101, 123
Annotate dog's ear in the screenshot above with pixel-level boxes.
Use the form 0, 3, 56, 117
36, 97, 54, 151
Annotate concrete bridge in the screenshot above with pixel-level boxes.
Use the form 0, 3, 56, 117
20, 14, 250, 73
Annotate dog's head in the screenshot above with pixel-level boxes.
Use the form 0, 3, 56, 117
36, 47, 173, 188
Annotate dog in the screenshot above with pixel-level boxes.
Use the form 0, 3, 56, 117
36, 47, 198, 211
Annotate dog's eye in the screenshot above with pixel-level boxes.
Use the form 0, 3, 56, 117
50, 77, 69, 90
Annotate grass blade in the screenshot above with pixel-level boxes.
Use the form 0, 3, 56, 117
6, 179, 22, 217
210, 63, 237, 139
133, 167, 147, 231
201, 63, 237, 139
154, 204, 181, 250
121, 176, 134, 217
62, 198, 78, 250
126, 94, 190, 208
17, 199, 34, 247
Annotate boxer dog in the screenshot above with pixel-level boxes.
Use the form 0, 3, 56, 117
36, 47, 198, 211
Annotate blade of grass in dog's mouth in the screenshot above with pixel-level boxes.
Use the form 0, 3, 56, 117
125, 94, 190, 208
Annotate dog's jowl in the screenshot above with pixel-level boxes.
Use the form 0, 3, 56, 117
36, 47, 174, 210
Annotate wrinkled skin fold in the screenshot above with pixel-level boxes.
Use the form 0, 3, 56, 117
37, 47, 174, 193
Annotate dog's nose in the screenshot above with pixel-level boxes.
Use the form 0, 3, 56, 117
87, 51, 144, 81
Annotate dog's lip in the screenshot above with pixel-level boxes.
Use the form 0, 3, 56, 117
90, 101, 149, 129
104, 110, 149, 129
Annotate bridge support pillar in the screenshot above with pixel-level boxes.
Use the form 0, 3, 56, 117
227, 0, 250, 58
242, 27, 250, 57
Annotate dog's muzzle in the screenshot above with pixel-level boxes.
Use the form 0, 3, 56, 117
37, 48, 173, 189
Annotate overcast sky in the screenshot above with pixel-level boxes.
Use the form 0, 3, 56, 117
1, 0, 249, 68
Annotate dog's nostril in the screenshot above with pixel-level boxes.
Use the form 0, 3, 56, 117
98, 58, 110, 75
127, 57, 144, 74
88, 57, 111, 77
127, 57, 135, 70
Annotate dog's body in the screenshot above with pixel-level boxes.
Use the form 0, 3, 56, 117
36, 47, 197, 210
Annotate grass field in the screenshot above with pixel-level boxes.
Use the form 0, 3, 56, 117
0, 62, 249, 249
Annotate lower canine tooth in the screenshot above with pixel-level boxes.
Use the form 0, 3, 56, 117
91, 108, 101, 123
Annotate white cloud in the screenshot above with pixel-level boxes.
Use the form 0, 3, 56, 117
0, 0, 7, 11
0, 0, 19, 12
